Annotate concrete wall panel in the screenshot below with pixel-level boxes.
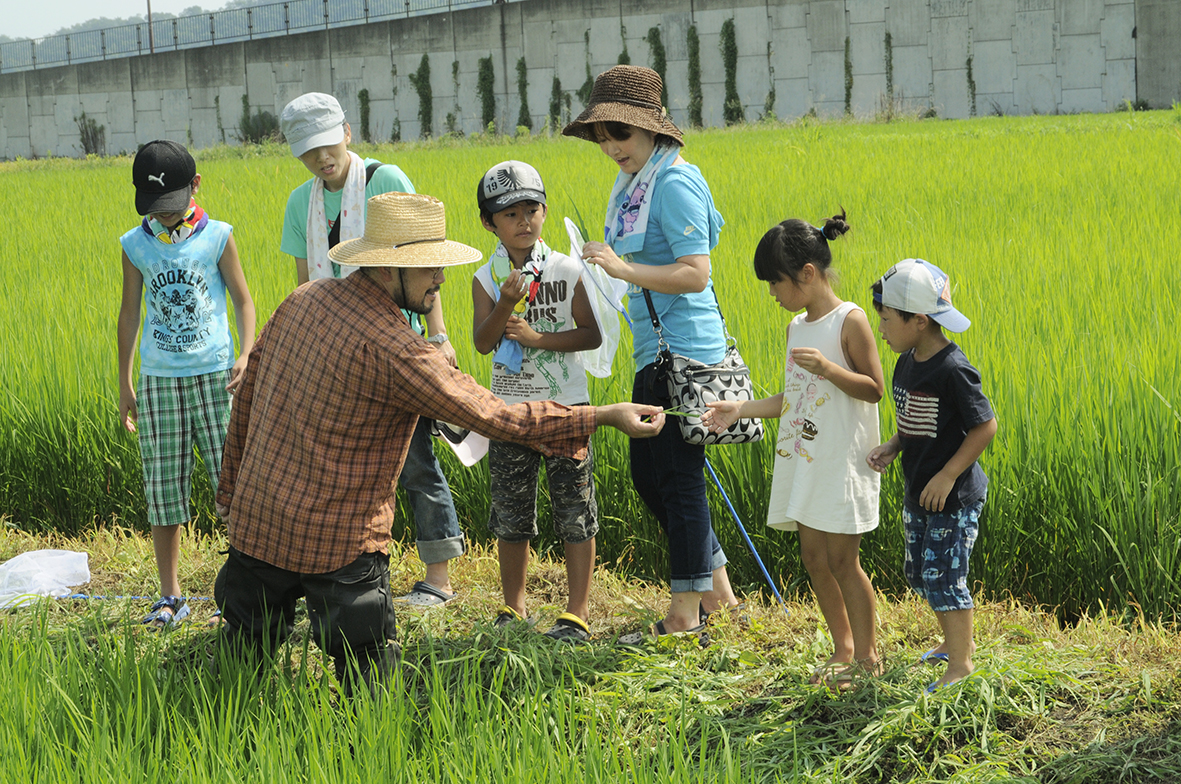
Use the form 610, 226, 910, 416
892, 45, 932, 102
971, 0, 1016, 41
1136, 0, 1181, 109
1058, 34, 1104, 90
850, 21, 886, 75
852, 73, 888, 114
1014, 10, 1056, 65
809, 49, 845, 107
933, 67, 970, 117
775, 75, 812, 118
972, 40, 1017, 94
1059, 86, 1103, 112
1060, 0, 1104, 35
807, 1, 845, 52
1102, 58, 1136, 107
1100, 3, 1135, 61
887, 0, 931, 47
931, 16, 971, 71
848, 0, 887, 24
1015, 63, 1060, 113
772, 26, 812, 80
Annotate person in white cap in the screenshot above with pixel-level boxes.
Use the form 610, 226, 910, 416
214, 192, 665, 696
279, 92, 466, 607
867, 259, 998, 692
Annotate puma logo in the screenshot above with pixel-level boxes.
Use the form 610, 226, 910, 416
147, 172, 166, 187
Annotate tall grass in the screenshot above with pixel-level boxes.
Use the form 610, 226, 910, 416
1, 112, 1178, 619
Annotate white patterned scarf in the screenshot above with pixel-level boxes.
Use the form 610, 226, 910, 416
305, 150, 366, 280
603, 141, 680, 256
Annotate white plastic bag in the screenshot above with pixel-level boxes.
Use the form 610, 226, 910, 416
566, 217, 628, 378
0, 549, 91, 609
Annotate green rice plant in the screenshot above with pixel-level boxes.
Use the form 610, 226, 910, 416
1, 112, 1178, 619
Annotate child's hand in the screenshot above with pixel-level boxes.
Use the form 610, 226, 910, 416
702, 400, 742, 433
866, 442, 899, 473
919, 471, 956, 512
119, 389, 138, 433
790, 347, 830, 376
226, 353, 250, 393
503, 315, 541, 348
499, 269, 528, 308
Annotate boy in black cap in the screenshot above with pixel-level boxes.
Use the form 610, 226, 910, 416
118, 139, 256, 627
472, 161, 603, 641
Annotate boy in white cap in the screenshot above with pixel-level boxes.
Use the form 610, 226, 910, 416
279, 92, 465, 607
471, 161, 602, 641
867, 259, 997, 692
118, 139, 256, 627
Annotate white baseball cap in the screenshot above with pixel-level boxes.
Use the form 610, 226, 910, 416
874, 258, 971, 332
280, 93, 347, 157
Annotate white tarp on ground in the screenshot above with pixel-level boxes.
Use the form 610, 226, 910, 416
0, 549, 90, 609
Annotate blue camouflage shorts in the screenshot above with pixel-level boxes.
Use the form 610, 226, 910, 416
902, 497, 984, 612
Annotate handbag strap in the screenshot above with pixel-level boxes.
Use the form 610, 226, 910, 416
641, 285, 736, 353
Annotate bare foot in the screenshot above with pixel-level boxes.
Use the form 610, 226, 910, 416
929, 664, 974, 691
809, 654, 853, 685
824, 658, 883, 692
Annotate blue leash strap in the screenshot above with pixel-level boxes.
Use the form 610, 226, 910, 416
704, 456, 790, 617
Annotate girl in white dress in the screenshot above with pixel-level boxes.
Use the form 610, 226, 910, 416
702, 211, 885, 689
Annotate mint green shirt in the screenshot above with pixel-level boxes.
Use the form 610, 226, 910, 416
280, 158, 423, 331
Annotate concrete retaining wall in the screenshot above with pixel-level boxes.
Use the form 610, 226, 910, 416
1, 0, 1173, 160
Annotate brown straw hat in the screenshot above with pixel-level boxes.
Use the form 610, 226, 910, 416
562, 65, 683, 146
328, 192, 482, 268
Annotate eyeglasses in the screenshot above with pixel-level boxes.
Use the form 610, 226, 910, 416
425, 266, 445, 280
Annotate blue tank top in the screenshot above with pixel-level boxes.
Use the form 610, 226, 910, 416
120, 220, 236, 377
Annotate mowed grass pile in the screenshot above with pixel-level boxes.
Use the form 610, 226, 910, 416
2, 529, 1180, 783
1, 112, 1178, 619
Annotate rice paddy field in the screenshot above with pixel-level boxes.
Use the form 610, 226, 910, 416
1, 109, 1179, 626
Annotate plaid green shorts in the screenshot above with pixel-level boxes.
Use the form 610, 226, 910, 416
137, 370, 232, 527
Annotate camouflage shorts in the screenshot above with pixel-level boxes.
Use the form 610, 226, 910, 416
487, 436, 598, 544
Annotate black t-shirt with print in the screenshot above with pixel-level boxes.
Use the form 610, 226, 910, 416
891, 342, 994, 514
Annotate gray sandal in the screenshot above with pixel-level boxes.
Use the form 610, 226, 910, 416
394, 581, 457, 607
618, 620, 709, 648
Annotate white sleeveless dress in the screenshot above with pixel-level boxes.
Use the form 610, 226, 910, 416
766, 301, 880, 534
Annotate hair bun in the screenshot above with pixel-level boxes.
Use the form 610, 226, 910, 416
822, 208, 850, 241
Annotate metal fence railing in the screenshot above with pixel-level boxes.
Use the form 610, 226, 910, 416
1, 0, 506, 73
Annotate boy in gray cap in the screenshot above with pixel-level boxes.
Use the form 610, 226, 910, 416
278, 92, 465, 607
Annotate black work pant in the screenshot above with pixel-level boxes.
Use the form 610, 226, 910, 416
214, 546, 398, 697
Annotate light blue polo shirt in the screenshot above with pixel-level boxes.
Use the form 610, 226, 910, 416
621, 164, 727, 367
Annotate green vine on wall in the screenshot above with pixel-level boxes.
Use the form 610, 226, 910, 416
408, 53, 433, 138
577, 30, 594, 107
358, 88, 371, 142
478, 56, 496, 133
214, 95, 225, 143
548, 75, 564, 132
446, 60, 463, 136
618, 24, 630, 65
967, 53, 978, 117
885, 31, 894, 105
390, 65, 402, 142
721, 19, 743, 125
516, 57, 533, 131
645, 27, 668, 110
761, 41, 776, 123
687, 25, 703, 128
844, 36, 853, 116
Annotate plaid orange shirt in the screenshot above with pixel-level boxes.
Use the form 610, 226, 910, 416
217, 272, 596, 573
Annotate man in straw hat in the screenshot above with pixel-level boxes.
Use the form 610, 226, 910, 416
213, 192, 665, 695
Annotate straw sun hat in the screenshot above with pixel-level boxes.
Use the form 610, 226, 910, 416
562, 65, 683, 146
328, 192, 482, 268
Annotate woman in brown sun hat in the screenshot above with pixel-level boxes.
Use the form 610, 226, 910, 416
563, 65, 742, 642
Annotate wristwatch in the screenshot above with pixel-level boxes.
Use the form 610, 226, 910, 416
426, 333, 449, 345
